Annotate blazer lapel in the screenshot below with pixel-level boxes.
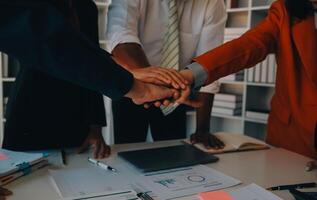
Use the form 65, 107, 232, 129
292, 15, 317, 88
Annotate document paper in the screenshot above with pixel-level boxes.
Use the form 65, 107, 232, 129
61, 190, 141, 200
134, 165, 241, 200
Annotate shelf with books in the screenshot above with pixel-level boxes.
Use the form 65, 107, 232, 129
246, 82, 275, 87
226, 11, 249, 28
226, 0, 250, 9
2, 78, 16, 82
245, 117, 268, 124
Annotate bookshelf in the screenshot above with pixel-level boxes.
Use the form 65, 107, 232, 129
186, 0, 276, 141
0, 0, 111, 146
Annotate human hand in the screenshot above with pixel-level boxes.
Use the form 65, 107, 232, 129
306, 160, 317, 171
190, 132, 225, 149
0, 187, 12, 200
125, 79, 180, 106
130, 67, 188, 89
77, 126, 111, 159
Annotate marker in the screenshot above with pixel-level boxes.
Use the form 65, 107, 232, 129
61, 149, 67, 165
267, 182, 316, 191
88, 157, 117, 173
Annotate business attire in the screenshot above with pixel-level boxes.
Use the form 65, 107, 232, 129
0, 0, 134, 100
106, 0, 226, 143
189, 0, 317, 159
3, 0, 106, 151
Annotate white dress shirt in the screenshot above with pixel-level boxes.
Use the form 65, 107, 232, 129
106, 0, 227, 94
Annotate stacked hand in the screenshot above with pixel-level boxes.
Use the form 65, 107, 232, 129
125, 67, 201, 107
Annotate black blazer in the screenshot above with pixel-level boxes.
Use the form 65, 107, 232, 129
3, 0, 109, 150
0, 0, 134, 99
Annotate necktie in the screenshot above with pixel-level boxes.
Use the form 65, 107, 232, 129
160, 0, 180, 115
160, 0, 180, 70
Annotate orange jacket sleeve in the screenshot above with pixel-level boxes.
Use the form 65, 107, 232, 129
193, 1, 284, 85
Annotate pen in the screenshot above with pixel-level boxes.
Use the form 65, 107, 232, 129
137, 192, 154, 200
267, 182, 316, 191
61, 149, 67, 165
88, 157, 117, 173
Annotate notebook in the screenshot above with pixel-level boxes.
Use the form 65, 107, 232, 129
183, 132, 269, 154
118, 144, 219, 172
0, 149, 46, 177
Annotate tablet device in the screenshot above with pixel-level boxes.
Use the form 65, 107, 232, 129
118, 144, 219, 172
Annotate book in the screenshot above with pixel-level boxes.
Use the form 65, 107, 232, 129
247, 67, 254, 82
213, 101, 242, 109
267, 54, 276, 83
214, 94, 242, 102
184, 132, 269, 154
2, 54, 9, 77
212, 107, 241, 116
220, 74, 244, 81
261, 56, 268, 83
0, 160, 48, 186
246, 110, 269, 121
254, 63, 261, 82
0, 149, 46, 177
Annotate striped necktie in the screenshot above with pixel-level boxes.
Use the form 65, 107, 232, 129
160, 0, 180, 115
160, 0, 180, 70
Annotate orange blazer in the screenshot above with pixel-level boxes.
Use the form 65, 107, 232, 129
194, 0, 317, 159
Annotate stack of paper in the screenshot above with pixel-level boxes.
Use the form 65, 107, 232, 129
0, 149, 48, 186
213, 94, 242, 116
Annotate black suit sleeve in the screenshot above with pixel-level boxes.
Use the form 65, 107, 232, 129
76, 0, 106, 126
0, 1, 134, 100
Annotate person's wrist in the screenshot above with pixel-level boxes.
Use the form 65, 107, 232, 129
180, 69, 194, 86
124, 79, 147, 103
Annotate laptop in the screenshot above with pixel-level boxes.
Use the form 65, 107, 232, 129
118, 144, 219, 172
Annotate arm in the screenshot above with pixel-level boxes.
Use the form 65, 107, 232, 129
193, 1, 281, 85
0, 1, 133, 100
191, 0, 226, 148
177, 1, 282, 107
107, 0, 187, 89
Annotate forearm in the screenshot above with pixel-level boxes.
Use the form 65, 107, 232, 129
111, 43, 150, 70
196, 93, 214, 132
0, 1, 133, 100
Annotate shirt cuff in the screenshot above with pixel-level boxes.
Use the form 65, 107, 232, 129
186, 62, 208, 90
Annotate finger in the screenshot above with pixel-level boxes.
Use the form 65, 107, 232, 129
93, 142, 101, 159
163, 99, 171, 106
208, 137, 218, 149
202, 138, 212, 149
104, 146, 111, 158
190, 134, 197, 144
154, 101, 162, 107
150, 73, 172, 85
151, 69, 173, 84
168, 69, 188, 88
98, 144, 106, 159
144, 103, 151, 109
146, 78, 171, 86
163, 70, 184, 89
0, 187, 12, 196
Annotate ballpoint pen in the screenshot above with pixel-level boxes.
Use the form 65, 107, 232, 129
267, 182, 316, 191
88, 157, 117, 173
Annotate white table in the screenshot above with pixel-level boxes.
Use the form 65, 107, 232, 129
6, 140, 317, 200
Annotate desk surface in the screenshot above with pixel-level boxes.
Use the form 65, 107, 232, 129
6, 140, 317, 200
